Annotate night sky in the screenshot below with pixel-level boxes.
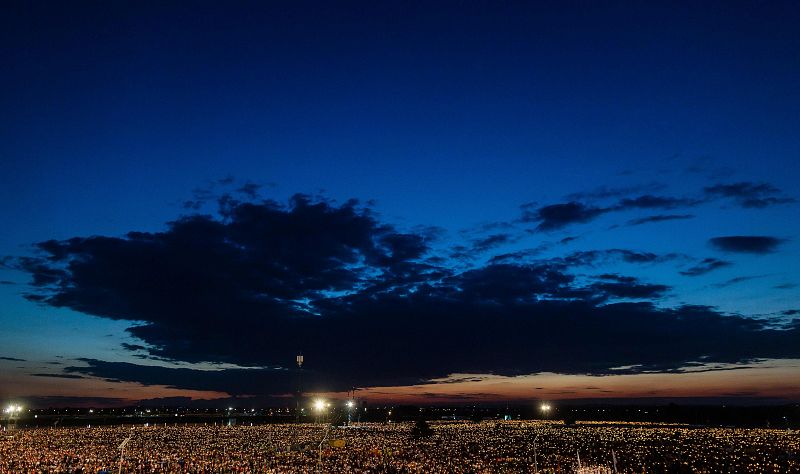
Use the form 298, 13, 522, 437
1, 1, 799, 408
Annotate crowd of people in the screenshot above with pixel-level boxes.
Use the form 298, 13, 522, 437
1, 420, 798, 473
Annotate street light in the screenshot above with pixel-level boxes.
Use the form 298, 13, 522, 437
540, 403, 551, 419
4, 404, 23, 430
313, 399, 326, 424
296, 354, 304, 423
345, 400, 355, 425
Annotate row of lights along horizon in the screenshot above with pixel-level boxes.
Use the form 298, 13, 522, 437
4, 402, 554, 415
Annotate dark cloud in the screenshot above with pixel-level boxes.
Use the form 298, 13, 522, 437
561, 249, 680, 267
12, 195, 800, 397
4, 256, 67, 286
489, 247, 672, 267
65, 359, 298, 395
21, 396, 130, 409
712, 275, 766, 289
30, 373, 86, 379
182, 178, 275, 211
20, 194, 436, 317
470, 233, 516, 253
458, 221, 515, 236
710, 236, 785, 254
236, 182, 263, 199
121, 343, 147, 352
422, 376, 488, 385
564, 183, 666, 201
589, 274, 670, 300
775, 283, 797, 290
680, 258, 732, 277
627, 214, 695, 226
0, 280, 15, 285
488, 247, 547, 264
446, 263, 575, 302
60, 298, 800, 396
0, 356, 26, 362
523, 202, 608, 231
705, 182, 795, 208
525, 180, 791, 233
523, 194, 699, 231
614, 195, 700, 210
448, 245, 473, 261
182, 200, 204, 211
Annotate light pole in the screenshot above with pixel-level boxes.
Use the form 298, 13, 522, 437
4, 404, 22, 430
346, 400, 354, 425
313, 399, 326, 424
317, 423, 332, 474
227, 407, 235, 426
539, 403, 551, 419
118, 431, 132, 474
295, 354, 304, 422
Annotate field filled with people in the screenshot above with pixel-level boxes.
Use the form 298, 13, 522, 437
1, 420, 798, 473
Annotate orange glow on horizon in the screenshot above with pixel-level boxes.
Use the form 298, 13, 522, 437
322, 359, 800, 405
3, 359, 798, 407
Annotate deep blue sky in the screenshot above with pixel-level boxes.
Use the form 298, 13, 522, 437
1, 1, 798, 406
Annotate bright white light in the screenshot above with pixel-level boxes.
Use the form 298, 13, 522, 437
540, 403, 551, 412
346, 401, 354, 408
313, 399, 325, 411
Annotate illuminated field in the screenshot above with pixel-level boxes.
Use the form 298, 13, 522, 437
1, 421, 798, 472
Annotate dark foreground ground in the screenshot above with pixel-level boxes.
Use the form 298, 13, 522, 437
1, 421, 798, 473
